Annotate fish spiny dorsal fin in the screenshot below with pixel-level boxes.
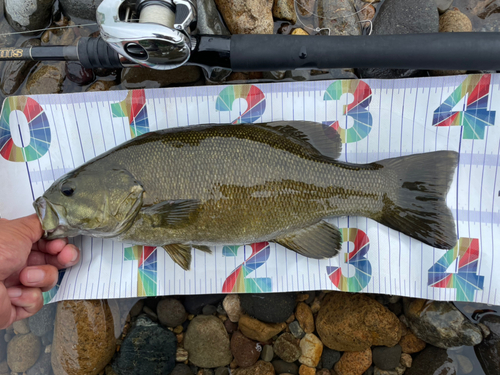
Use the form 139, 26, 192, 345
274, 220, 342, 259
163, 244, 192, 270
261, 121, 342, 159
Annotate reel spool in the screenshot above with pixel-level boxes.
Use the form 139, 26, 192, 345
97, 0, 197, 70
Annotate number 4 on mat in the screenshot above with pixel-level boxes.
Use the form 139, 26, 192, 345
428, 238, 484, 301
433, 74, 495, 140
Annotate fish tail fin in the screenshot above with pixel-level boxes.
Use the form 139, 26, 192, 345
375, 150, 459, 249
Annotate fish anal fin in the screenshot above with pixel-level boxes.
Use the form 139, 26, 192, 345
263, 121, 342, 159
274, 220, 342, 259
163, 244, 192, 270
193, 245, 212, 254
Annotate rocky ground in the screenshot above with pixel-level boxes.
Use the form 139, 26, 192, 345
0, 0, 499, 374
0, 292, 499, 375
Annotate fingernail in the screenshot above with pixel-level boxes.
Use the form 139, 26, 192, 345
26, 269, 45, 283
70, 246, 79, 262
7, 288, 22, 298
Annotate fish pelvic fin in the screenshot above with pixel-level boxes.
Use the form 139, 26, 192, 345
375, 150, 459, 249
163, 244, 192, 270
274, 220, 342, 259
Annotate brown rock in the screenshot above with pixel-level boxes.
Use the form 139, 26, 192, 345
316, 292, 402, 352
225, 319, 238, 334
334, 349, 372, 375
51, 300, 116, 375
400, 353, 412, 368
232, 331, 261, 368
439, 8, 472, 33
295, 303, 314, 333
25, 63, 65, 95
239, 315, 286, 342
273, 333, 301, 363
316, 369, 331, 375
359, 4, 376, 29
299, 333, 323, 367
291, 28, 309, 35
214, 0, 274, 34
299, 364, 316, 375
232, 360, 275, 375
86, 80, 118, 92
273, 0, 297, 23
398, 333, 426, 354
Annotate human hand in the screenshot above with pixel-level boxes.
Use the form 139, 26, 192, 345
0, 214, 80, 329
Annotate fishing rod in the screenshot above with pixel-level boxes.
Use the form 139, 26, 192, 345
1, 0, 500, 75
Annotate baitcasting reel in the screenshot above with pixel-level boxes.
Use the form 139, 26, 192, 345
97, 0, 198, 70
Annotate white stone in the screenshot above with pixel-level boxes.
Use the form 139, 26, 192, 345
223, 294, 242, 323
298, 333, 323, 367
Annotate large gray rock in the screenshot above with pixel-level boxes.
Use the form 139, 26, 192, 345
240, 293, 296, 324
405, 346, 457, 375
357, 0, 439, 79
59, 0, 103, 21
184, 315, 232, 368
4, 0, 54, 32
404, 299, 483, 349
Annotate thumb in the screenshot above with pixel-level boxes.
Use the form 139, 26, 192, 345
10, 214, 44, 244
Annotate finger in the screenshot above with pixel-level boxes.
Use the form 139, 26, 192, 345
11, 214, 44, 244
32, 238, 68, 254
19, 265, 59, 292
28, 244, 80, 269
8, 287, 44, 322
0, 283, 16, 330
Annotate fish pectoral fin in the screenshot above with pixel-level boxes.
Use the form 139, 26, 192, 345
193, 245, 212, 254
263, 121, 342, 159
163, 244, 192, 271
274, 221, 342, 259
142, 199, 201, 227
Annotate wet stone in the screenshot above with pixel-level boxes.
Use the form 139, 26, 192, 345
398, 333, 426, 354
405, 346, 458, 375
261, 345, 274, 362
65, 61, 95, 85
184, 315, 232, 368
171, 363, 194, 375
7, 333, 41, 372
240, 293, 297, 324
215, 367, 230, 375
334, 349, 372, 375
25, 63, 65, 95
203, 305, 218, 315
223, 295, 242, 323
12, 319, 30, 335
404, 300, 483, 349
113, 315, 176, 375
272, 359, 299, 375
184, 294, 226, 315
474, 314, 500, 375
321, 347, 341, 370
317, 0, 362, 36
372, 346, 402, 371
1, 38, 41, 96
289, 321, 305, 339
274, 332, 301, 363
231, 331, 261, 368
157, 298, 187, 327
5, 0, 54, 32
29, 303, 56, 337
27, 352, 51, 375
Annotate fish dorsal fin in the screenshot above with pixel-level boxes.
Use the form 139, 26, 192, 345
141, 199, 200, 227
262, 121, 342, 159
274, 220, 342, 259
163, 244, 192, 270
193, 245, 212, 253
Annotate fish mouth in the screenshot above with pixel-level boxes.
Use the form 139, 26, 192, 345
33, 197, 72, 239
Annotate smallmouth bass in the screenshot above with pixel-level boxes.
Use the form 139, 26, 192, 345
33, 121, 458, 270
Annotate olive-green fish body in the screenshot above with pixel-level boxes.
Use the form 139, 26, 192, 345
34, 122, 458, 270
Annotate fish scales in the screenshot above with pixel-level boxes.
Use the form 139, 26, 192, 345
105, 124, 389, 245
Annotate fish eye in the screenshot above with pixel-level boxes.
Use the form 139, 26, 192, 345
61, 183, 75, 197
